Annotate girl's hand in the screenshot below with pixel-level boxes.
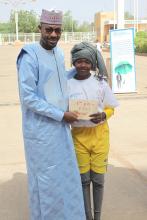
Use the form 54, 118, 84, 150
89, 112, 106, 124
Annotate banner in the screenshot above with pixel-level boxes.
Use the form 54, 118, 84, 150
110, 28, 136, 93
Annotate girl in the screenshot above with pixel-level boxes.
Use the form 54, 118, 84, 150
68, 42, 118, 220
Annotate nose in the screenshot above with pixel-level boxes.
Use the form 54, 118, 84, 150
81, 61, 86, 67
50, 30, 58, 37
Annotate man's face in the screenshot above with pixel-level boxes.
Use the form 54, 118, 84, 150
39, 23, 62, 50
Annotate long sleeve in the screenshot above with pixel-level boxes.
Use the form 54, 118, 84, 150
104, 107, 114, 120
103, 81, 119, 108
17, 52, 64, 122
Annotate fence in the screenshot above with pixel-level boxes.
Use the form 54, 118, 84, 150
0, 32, 97, 45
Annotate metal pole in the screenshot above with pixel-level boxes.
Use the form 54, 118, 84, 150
113, 0, 116, 29
116, 0, 124, 29
136, 0, 139, 32
134, 0, 136, 35
71, 17, 73, 34
15, 10, 19, 41
0, 33, 2, 45
0, 0, 36, 42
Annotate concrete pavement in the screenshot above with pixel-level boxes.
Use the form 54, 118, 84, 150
0, 45, 147, 220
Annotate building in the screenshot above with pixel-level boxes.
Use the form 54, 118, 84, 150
94, 12, 147, 43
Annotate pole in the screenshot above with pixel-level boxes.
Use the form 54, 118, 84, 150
0, 33, 2, 45
0, 0, 36, 42
71, 18, 73, 34
116, 0, 124, 29
134, 0, 136, 35
136, 0, 139, 32
113, 0, 116, 29
15, 10, 19, 41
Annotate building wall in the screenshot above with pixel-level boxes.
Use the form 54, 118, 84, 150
94, 12, 114, 43
126, 23, 147, 32
94, 12, 147, 43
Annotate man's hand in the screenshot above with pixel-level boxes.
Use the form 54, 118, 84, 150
63, 112, 78, 123
89, 112, 106, 124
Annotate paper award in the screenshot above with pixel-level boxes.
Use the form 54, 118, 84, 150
69, 99, 98, 120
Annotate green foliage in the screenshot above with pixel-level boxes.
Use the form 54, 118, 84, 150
0, 9, 93, 34
135, 31, 147, 53
0, 23, 11, 33
63, 10, 79, 32
125, 11, 134, 19
9, 10, 39, 33
63, 11, 72, 31
76, 21, 92, 32
63, 10, 92, 32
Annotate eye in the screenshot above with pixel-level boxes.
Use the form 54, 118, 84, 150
45, 28, 53, 33
54, 28, 62, 34
45, 27, 62, 34
86, 61, 91, 64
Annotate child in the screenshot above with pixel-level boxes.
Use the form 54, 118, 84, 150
96, 39, 102, 52
68, 42, 118, 220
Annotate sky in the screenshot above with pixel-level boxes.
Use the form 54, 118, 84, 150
0, 0, 147, 23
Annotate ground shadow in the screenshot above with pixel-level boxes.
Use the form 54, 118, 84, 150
102, 164, 147, 220
0, 172, 29, 220
0, 165, 147, 220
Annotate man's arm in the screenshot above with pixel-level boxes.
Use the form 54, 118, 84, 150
17, 52, 76, 122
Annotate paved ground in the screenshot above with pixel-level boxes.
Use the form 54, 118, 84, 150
0, 44, 147, 220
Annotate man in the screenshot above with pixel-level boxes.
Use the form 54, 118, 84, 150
116, 72, 122, 88
17, 9, 86, 220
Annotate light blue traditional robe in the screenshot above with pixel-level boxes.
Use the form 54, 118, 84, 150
17, 43, 86, 220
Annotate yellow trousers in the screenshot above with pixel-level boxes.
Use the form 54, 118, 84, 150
72, 108, 114, 174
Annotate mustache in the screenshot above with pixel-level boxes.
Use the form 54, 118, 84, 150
46, 36, 58, 40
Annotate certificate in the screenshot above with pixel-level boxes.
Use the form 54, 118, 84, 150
69, 99, 98, 120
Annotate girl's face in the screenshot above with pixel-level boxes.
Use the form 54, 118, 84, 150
74, 58, 92, 79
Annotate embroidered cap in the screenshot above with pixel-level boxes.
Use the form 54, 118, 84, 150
40, 9, 63, 25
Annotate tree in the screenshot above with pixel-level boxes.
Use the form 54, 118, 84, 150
0, 23, 11, 33
77, 21, 93, 32
0, 9, 93, 34
63, 11, 73, 32
9, 10, 39, 33
63, 10, 79, 32
125, 11, 134, 19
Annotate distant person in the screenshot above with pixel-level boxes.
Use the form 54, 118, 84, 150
96, 39, 102, 52
16, 9, 86, 220
116, 72, 122, 88
68, 42, 118, 220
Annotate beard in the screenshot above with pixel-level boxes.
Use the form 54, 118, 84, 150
40, 36, 60, 50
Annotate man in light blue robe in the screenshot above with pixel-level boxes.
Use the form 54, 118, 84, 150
17, 9, 86, 220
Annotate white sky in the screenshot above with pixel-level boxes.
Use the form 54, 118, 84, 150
0, 0, 147, 23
